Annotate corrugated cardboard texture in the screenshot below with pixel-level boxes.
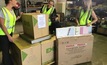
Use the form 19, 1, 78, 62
56, 35, 94, 65
22, 13, 49, 39
11, 37, 41, 65
41, 36, 56, 65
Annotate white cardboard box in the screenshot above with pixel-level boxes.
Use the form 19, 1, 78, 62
56, 26, 75, 38
56, 26, 92, 38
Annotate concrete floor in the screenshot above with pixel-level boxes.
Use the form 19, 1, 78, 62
0, 22, 107, 65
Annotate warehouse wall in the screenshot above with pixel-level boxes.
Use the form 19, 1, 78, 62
0, 0, 5, 8
23, 0, 57, 3
57, 0, 66, 2
0, 0, 21, 8
30, 0, 44, 2
23, 0, 44, 4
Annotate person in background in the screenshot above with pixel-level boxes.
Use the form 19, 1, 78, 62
13, 2, 21, 17
0, 0, 22, 65
41, 0, 60, 34
75, 0, 98, 26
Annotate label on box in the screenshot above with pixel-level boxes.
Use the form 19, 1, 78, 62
87, 26, 92, 34
56, 27, 75, 38
68, 27, 75, 36
65, 43, 87, 54
75, 27, 80, 35
80, 26, 88, 35
56, 27, 69, 38
37, 14, 46, 28
56, 26, 92, 38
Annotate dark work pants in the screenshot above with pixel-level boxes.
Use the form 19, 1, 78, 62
0, 34, 13, 65
49, 21, 61, 34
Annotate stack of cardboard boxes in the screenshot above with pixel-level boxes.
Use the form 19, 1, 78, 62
11, 12, 94, 65
11, 13, 56, 65
11, 35, 56, 65
55, 26, 94, 65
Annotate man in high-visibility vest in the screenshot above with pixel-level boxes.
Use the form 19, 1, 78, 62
41, 0, 60, 34
76, 0, 98, 26
0, 0, 22, 65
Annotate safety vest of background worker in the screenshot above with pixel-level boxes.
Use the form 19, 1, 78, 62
79, 8, 92, 26
42, 5, 55, 26
0, 7, 16, 35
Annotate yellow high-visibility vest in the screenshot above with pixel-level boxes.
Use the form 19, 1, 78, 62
79, 9, 92, 26
42, 5, 54, 26
0, 7, 16, 35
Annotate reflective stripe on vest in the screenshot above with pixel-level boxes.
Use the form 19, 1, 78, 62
79, 9, 92, 25
0, 7, 16, 35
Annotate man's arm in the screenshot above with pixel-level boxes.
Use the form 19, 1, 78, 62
0, 17, 13, 42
